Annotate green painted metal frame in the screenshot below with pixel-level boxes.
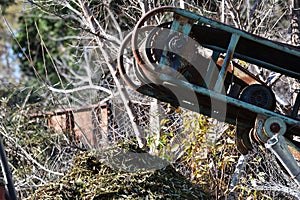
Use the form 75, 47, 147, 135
160, 74, 300, 126
213, 33, 240, 92
153, 7, 300, 130
174, 8, 300, 58
126, 6, 300, 187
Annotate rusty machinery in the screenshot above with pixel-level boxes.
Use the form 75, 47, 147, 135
117, 7, 300, 186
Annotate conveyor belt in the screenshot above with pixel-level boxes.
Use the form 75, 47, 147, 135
191, 25, 300, 79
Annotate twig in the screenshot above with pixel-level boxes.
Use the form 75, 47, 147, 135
47, 85, 112, 95
0, 126, 63, 176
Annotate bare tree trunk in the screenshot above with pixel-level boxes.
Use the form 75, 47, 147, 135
221, 0, 225, 23
292, 0, 300, 46
292, 0, 300, 109
138, 0, 149, 15
149, 99, 161, 155
78, 1, 145, 148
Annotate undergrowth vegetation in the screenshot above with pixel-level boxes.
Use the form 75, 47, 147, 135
0, 85, 78, 198
1, 1, 300, 199
1, 85, 298, 199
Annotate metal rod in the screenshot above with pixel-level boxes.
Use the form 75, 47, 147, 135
265, 134, 300, 187
0, 134, 17, 200
292, 91, 300, 118
159, 74, 300, 126
174, 7, 300, 57
200, 43, 300, 80
214, 34, 240, 92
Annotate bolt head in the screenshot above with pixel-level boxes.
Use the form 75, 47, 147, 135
270, 122, 280, 133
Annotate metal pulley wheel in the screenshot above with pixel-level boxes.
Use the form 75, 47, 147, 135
236, 84, 276, 154
145, 22, 172, 64
118, 25, 163, 90
252, 116, 287, 144
239, 84, 276, 111
235, 126, 253, 155
264, 117, 286, 136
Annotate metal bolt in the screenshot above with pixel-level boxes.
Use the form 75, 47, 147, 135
270, 122, 280, 133
168, 35, 186, 51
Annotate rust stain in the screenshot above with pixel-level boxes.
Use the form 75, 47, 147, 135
217, 58, 264, 85
288, 145, 300, 161
48, 114, 70, 134
29, 103, 108, 147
